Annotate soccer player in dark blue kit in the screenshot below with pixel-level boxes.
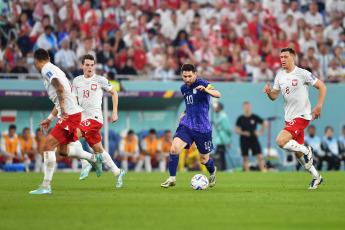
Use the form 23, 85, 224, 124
161, 64, 221, 188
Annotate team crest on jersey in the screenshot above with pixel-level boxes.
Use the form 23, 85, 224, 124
292, 79, 298, 86
193, 89, 197, 94
91, 84, 97, 91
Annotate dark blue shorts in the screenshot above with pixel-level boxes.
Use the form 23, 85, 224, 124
174, 125, 214, 154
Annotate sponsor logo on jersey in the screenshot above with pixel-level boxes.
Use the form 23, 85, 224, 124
292, 79, 298, 86
91, 84, 97, 91
310, 74, 316, 80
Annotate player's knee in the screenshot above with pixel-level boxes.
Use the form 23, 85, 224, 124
170, 145, 180, 155
199, 158, 208, 165
59, 149, 68, 156
276, 138, 286, 148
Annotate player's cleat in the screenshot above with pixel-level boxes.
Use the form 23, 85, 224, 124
116, 169, 126, 188
161, 178, 176, 188
309, 175, 323, 189
93, 154, 103, 177
29, 185, 52, 195
79, 164, 92, 181
304, 146, 313, 170
209, 167, 217, 188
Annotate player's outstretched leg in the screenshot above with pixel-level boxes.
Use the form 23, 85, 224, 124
161, 153, 178, 188
203, 156, 217, 188
79, 159, 92, 180
282, 140, 313, 169
29, 151, 55, 195
296, 152, 323, 189
101, 149, 125, 187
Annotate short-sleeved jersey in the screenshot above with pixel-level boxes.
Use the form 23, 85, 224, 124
180, 78, 214, 133
273, 66, 318, 122
236, 114, 263, 140
72, 74, 113, 124
41, 62, 83, 117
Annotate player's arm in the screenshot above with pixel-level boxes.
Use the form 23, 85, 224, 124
195, 84, 221, 98
263, 82, 280, 101
108, 87, 118, 123
255, 120, 268, 137
51, 78, 68, 120
180, 109, 186, 120
0, 136, 13, 157
310, 80, 327, 120
235, 126, 250, 137
38, 106, 58, 132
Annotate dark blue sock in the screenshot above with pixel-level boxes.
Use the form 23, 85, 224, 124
205, 157, 215, 174
168, 153, 179, 176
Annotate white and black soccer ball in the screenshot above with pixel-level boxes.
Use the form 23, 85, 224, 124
191, 174, 209, 190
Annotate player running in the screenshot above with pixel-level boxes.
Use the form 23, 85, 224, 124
263, 47, 327, 189
73, 54, 125, 187
161, 64, 221, 188
30, 48, 103, 195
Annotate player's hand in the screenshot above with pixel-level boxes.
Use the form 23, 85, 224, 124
111, 112, 118, 123
39, 119, 52, 132
263, 82, 271, 93
195, 85, 206, 92
310, 105, 322, 120
242, 131, 251, 137
60, 109, 69, 121
254, 130, 260, 136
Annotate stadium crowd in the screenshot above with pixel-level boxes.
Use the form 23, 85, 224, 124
1, 0, 345, 82
1, 124, 345, 172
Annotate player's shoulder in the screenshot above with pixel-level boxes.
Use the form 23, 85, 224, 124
295, 66, 311, 77
73, 75, 83, 82
275, 70, 285, 79
94, 74, 108, 83
195, 78, 209, 86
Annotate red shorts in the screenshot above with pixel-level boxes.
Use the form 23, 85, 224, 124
50, 113, 82, 145
78, 119, 103, 147
284, 118, 310, 144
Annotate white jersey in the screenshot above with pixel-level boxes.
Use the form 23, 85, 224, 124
41, 62, 83, 117
273, 66, 318, 122
72, 74, 113, 124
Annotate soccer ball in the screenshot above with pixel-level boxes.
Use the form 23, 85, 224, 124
191, 174, 209, 190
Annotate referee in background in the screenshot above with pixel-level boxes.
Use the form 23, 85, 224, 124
235, 102, 267, 172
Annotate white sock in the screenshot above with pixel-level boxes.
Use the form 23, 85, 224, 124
283, 140, 308, 155
307, 165, 319, 179
102, 150, 121, 177
135, 159, 144, 172
297, 156, 306, 167
68, 141, 96, 163
158, 157, 166, 172
122, 159, 128, 172
80, 159, 90, 169
71, 159, 78, 172
34, 154, 43, 172
144, 156, 152, 172
43, 151, 56, 188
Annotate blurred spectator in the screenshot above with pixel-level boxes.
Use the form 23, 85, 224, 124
58, 0, 81, 31
155, 0, 172, 25
79, 0, 92, 22
118, 58, 137, 76
67, 27, 80, 52
323, 19, 343, 46
281, 15, 297, 40
229, 61, 248, 81
55, 36, 77, 73
258, 30, 273, 57
4, 39, 22, 70
305, 46, 318, 67
321, 126, 340, 170
196, 59, 214, 77
133, 40, 147, 72
317, 43, 332, 75
96, 41, 115, 65
176, 39, 197, 67
76, 37, 96, 65
143, 28, 157, 52
119, 130, 139, 172
104, 0, 125, 24
161, 12, 181, 41
326, 59, 345, 83
0, 124, 30, 171
33, 0, 58, 25
123, 22, 142, 48
16, 12, 32, 57
164, 45, 177, 71
303, 125, 323, 171
10, 57, 29, 78
325, 0, 345, 24
154, 59, 175, 82
137, 13, 149, 36
146, 13, 161, 30
109, 29, 126, 56
300, 58, 312, 72
172, 30, 193, 51
29, 14, 51, 44
275, 1, 290, 25
333, 32, 345, 49
247, 13, 262, 40
330, 46, 345, 67
120, 15, 134, 37
147, 44, 163, 71
176, 2, 191, 31
273, 30, 289, 50
310, 58, 325, 82
213, 61, 232, 81
237, 26, 257, 51
116, 46, 135, 69
98, 14, 119, 42
287, 0, 303, 23
195, 40, 213, 65
36, 25, 58, 62
80, 15, 97, 39
189, 27, 203, 51
125, 3, 142, 20
265, 47, 281, 73
157, 130, 172, 172
104, 58, 117, 77
264, 0, 282, 16
223, 30, 238, 56
136, 129, 159, 172
19, 127, 40, 172
304, 2, 323, 27
212, 47, 226, 68
252, 61, 273, 83
245, 45, 261, 76
338, 125, 345, 165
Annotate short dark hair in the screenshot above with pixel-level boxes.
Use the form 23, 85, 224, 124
308, 125, 315, 130
181, 64, 196, 73
34, 48, 50, 61
9, 124, 16, 130
81, 54, 95, 65
243, 101, 250, 105
128, 130, 134, 135
164, 130, 171, 134
281, 47, 296, 56
22, 127, 30, 132
325, 126, 333, 132
149, 129, 156, 134
217, 102, 224, 110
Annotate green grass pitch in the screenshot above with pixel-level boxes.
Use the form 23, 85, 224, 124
1, 171, 345, 230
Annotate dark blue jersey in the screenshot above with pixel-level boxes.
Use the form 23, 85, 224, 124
180, 78, 214, 133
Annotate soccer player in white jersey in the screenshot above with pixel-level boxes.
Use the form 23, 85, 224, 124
73, 54, 125, 187
263, 47, 327, 189
29, 48, 103, 195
